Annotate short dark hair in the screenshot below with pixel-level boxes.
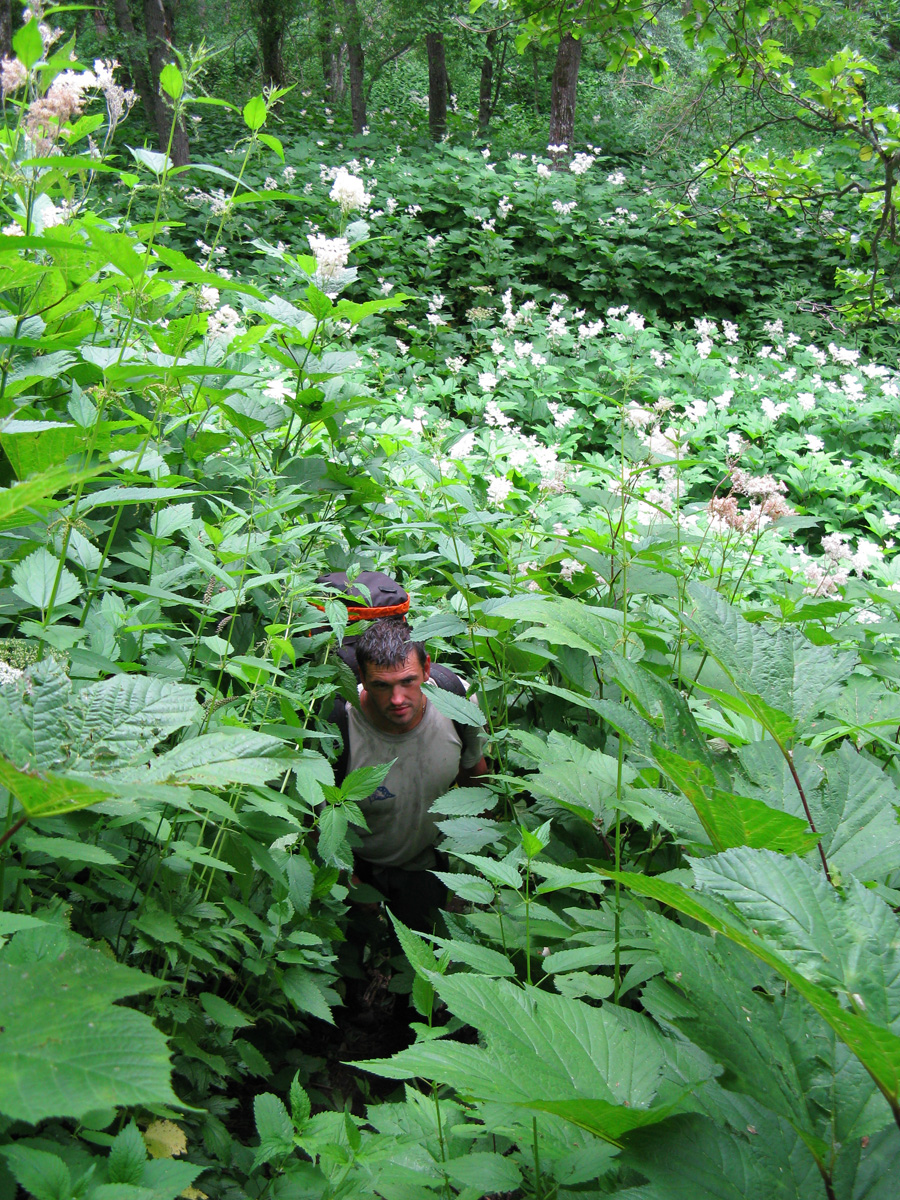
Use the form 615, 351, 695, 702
355, 618, 426, 677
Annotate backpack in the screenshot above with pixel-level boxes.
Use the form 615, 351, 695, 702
316, 571, 469, 784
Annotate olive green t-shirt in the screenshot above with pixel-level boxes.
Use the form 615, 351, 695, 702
346, 696, 485, 869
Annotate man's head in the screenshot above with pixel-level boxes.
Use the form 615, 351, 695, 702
355, 619, 431, 733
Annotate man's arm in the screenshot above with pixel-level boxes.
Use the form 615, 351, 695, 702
456, 756, 489, 787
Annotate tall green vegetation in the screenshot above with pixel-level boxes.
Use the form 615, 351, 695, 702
0, 3, 899, 1198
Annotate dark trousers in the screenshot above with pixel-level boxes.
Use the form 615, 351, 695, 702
352, 852, 448, 935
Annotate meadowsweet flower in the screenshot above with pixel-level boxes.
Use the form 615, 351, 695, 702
446, 356, 465, 374
378, 278, 394, 295
207, 305, 242, 343
198, 285, 220, 311
761, 397, 789, 421
329, 168, 371, 214
395, 338, 409, 355
425, 234, 442, 253
498, 196, 513, 217
569, 152, 595, 175
487, 475, 513, 505
263, 176, 278, 190
536, 163, 552, 179
722, 320, 739, 343
484, 399, 512, 428
796, 392, 816, 411
624, 311, 644, 331
478, 371, 499, 392
606, 170, 626, 185
307, 233, 350, 280
282, 165, 297, 183
560, 557, 585, 581
625, 404, 654, 429
552, 200, 576, 216
726, 432, 745, 456
553, 523, 569, 537
577, 318, 604, 341
1, 57, 26, 96
805, 434, 825, 452
548, 402, 576, 428
449, 430, 476, 458
696, 338, 713, 359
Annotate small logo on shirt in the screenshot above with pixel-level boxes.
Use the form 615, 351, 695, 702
362, 784, 395, 805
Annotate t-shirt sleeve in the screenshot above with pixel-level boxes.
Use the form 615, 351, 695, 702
459, 706, 487, 769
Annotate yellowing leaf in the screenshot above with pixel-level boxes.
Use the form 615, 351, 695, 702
181, 1189, 208, 1199
143, 1119, 187, 1159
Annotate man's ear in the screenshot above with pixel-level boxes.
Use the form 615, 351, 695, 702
423, 654, 432, 682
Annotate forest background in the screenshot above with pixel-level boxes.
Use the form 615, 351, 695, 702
2, 1, 900, 1199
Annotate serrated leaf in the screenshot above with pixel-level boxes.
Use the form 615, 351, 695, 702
492, 594, 622, 655
432, 871, 494, 904
429, 785, 494, 815
108, 1122, 148, 1185
683, 583, 856, 733
12, 546, 82, 610
151, 503, 195, 539
147, 731, 288, 786
601, 864, 900, 1106
199, 992, 254, 1028
0, 943, 177, 1122
0, 1145, 71, 1200
341, 760, 392, 802
428, 936, 516, 976
353, 974, 692, 1146
0, 755, 111, 818
19, 834, 121, 866
422, 681, 485, 727
290, 1073, 311, 1130
443, 1152, 520, 1192
281, 967, 335, 1024
653, 744, 821, 855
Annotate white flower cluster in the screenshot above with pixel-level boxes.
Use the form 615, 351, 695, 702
307, 233, 350, 280
569, 153, 595, 175
329, 168, 372, 215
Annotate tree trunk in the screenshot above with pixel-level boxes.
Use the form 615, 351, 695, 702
111, 0, 157, 131
426, 30, 447, 142
92, 0, 111, 41
532, 45, 540, 116
143, 0, 189, 166
548, 33, 581, 158
477, 29, 496, 133
317, 0, 336, 95
343, 0, 366, 134
0, 0, 12, 60
251, 0, 287, 86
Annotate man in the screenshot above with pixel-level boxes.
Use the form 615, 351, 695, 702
341, 618, 488, 932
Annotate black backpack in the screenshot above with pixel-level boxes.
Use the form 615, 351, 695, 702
316, 571, 468, 784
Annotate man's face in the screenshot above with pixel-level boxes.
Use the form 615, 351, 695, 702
361, 650, 431, 733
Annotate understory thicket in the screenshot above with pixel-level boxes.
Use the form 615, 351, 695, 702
0, 10, 899, 1200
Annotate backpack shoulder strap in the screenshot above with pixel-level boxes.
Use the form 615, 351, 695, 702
329, 696, 350, 787
429, 664, 470, 745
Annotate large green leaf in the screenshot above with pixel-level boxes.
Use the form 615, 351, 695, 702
11, 546, 82, 611
0, 941, 178, 1122
423, 681, 485, 727
642, 914, 890, 1168
691, 848, 900, 1028
146, 731, 291, 786
652, 745, 821, 855
71, 675, 202, 769
490, 594, 622, 655
682, 583, 856, 734
354, 974, 707, 1145
600, 864, 900, 1107
0, 755, 111, 818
